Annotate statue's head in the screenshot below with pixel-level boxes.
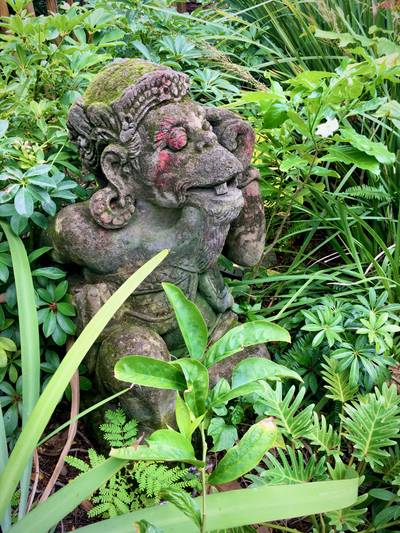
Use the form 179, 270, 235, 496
68, 59, 251, 229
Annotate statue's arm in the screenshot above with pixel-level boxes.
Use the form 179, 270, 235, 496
205, 107, 266, 267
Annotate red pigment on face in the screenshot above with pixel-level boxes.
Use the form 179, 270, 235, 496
154, 150, 175, 190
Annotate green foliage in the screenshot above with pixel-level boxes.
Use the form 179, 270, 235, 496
254, 382, 314, 444
99, 408, 138, 448
248, 446, 328, 486
66, 408, 200, 519
342, 384, 400, 469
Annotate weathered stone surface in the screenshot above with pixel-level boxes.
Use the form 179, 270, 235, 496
46, 59, 266, 432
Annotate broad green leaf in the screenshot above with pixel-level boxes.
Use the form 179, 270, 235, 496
114, 355, 186, 391
340, 127, 395, 165
211, 382, 265, 407
208, 418, 279, 485
32, 267, 65, 279
175, 394, 192, 439
159, 489, 201, 529
162, 282, 208, 360
14, 188, 33, 218
175, 394, 204, 439
173, 358, 208, 416
110, 429, 202, 466
321, 145, 381, 174
232, 357, 302, 388
208, 417, 238, 452
204, 321, 290, 368
10, 473, 359, 533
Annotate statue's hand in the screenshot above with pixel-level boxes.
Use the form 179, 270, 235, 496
74, 283, 120, 331
205, 107, 256, 181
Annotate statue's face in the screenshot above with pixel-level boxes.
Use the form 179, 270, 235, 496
135, 102, 244, 217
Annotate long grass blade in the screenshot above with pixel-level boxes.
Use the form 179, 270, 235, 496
0, 249, 168, 522
0, 223, 41, 519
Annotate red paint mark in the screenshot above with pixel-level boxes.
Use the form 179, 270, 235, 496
153, 150, 176, 191
244, 180, 260, 197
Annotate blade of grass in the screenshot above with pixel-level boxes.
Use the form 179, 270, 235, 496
0, 248, 168, 523
9, 458, 129, 533
0, 405, 11, 532
0, 223, 40, 519
66, 475, 358, 533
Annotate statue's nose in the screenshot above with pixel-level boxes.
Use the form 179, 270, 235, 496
195, 130, 217, 152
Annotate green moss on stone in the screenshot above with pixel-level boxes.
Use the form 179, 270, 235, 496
83, 59, 164, 106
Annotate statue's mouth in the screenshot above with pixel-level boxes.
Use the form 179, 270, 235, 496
185, 173, 244, 221
186, 174, 241, 200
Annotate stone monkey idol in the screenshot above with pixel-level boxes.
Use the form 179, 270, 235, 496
46, 59, 266, 430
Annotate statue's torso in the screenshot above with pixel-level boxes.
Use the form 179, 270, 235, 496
50, 200, 232, 333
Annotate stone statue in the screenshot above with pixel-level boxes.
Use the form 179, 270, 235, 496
46, 59, 266, 431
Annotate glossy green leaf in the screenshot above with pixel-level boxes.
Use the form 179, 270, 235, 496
211, 381, 265, 407
162, 282, 208, 360
204, 321, 290, 368
110, 429, 202, 466
159, 489, 201, 529
14, 188, 33, 218
208, 417, 238, 452
114, 355, 186, 391
232, 357, 302, 388
340, 127, 395, 165
321, 146, 380, 174
173, 358, 208, 416
208, 418, 279, 485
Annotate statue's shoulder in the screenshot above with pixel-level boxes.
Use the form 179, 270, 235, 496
49, 201, 105, 265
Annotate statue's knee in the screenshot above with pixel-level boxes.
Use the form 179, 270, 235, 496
96, 324, 176, 433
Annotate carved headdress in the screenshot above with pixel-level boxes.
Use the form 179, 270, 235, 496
68, 59, 190, 177
67, 59, 190, 228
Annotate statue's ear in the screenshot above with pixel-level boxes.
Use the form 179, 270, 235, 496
205, 107, 255, 170
90, 144, 135, 229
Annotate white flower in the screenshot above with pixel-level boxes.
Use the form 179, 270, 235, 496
315, 118, 339, 138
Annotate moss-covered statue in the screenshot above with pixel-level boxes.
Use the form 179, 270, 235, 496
47, 59, 266, 431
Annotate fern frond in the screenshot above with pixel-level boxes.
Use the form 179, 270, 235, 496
133, 462, 199, 503
248, 446, 327, 486
258, 382, 314, 444
321, 357, 358, 403
343, 383, 400, 470
64, 456, 90, 473
100, 408, 138, 447
306, 413, 341, 457
325, 494, 368, 532
343, 185, 391, 201
374, 446, 400, 482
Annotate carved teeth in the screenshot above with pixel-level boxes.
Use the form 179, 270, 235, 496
215, 182, 228, 195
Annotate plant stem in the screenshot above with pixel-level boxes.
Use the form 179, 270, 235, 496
358, 520, 400, 533
200, 422, 207, 533
261, 522, 303, 533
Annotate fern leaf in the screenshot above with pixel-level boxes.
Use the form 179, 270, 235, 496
343, 383, 400, 470
343, 185, 391, 201
258, 382, 314, 443
321, 357, 358, 403
64, 455, 90, 473
325, 494, 368, 532
374, 446, 400, 482
306, 413, 341, 457
248, 446, 327, 486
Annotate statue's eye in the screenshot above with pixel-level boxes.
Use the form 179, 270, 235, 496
167, 127, 187, 151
